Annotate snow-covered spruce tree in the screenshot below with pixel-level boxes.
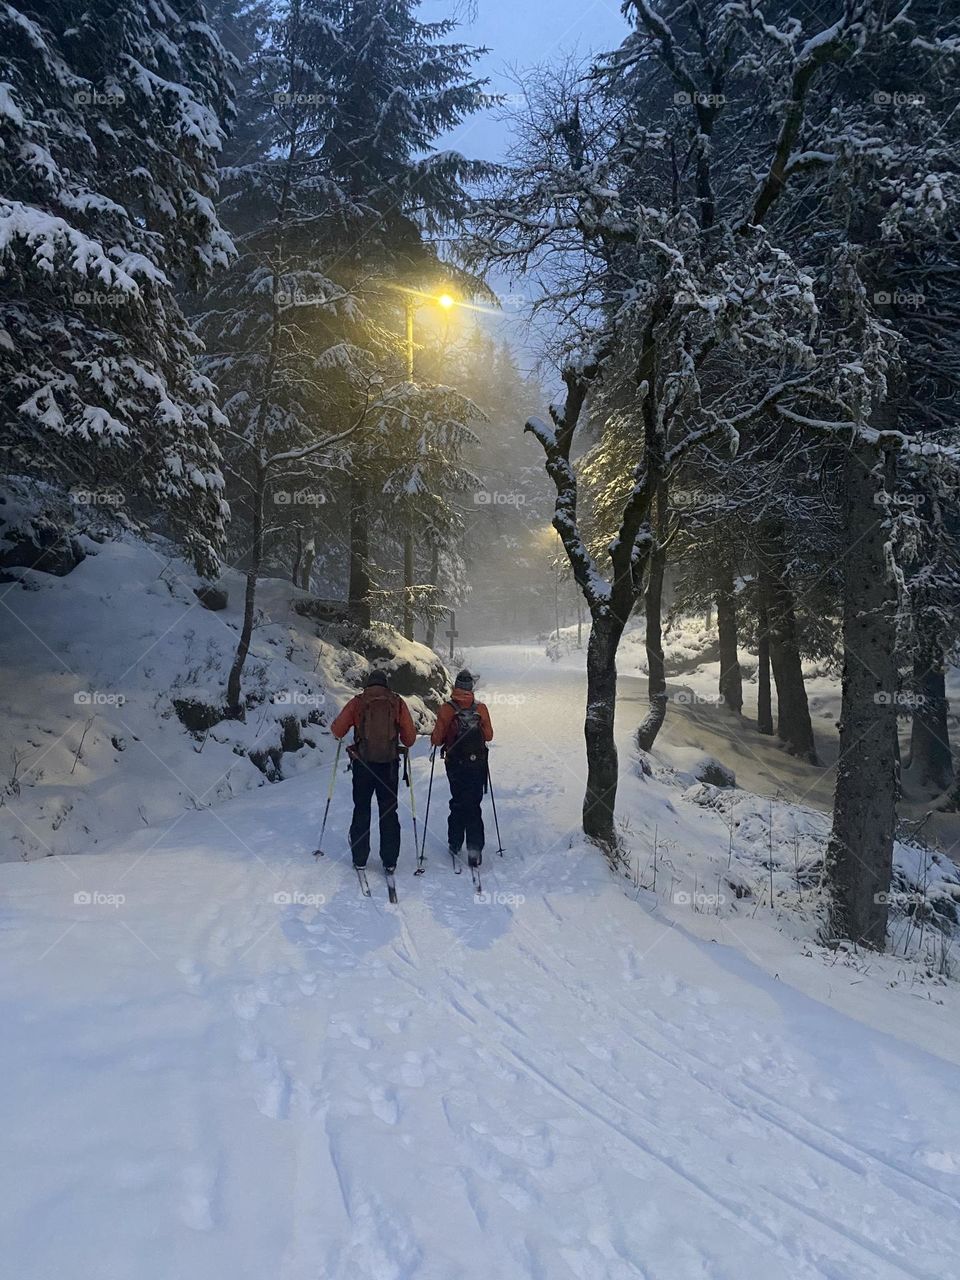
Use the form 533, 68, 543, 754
199, 0, 390, 715
352, 380, 480, 635
0, 0, 235, 574
309, 0, 492, 636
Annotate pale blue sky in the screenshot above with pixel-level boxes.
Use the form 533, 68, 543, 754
429, 0, 630, 161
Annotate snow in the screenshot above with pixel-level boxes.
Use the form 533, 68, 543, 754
2, 642, 960, 1278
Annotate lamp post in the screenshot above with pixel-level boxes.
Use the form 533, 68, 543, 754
401, 288, 456, 641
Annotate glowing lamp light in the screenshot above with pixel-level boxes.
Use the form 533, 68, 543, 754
437, 292, 456, 309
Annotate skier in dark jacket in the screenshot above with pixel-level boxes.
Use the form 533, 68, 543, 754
430, 669, 494, 868
331, 671, 417, 871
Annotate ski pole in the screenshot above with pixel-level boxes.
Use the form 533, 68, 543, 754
314, 738, 342, 857
403, 749, 419, 869
416, 747, 436, 874
487, 756, 504, 856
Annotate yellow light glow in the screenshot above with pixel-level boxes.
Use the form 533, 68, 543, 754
437, 292, 456, 309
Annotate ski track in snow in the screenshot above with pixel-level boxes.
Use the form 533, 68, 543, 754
2, 645, 960, 1279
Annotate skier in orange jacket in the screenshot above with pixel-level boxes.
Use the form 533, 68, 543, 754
331, 671, 416, 871
431, 670, 493, 868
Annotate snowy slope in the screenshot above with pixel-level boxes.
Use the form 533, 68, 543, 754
3, 644, 960, 1280
0, 529, 439, 863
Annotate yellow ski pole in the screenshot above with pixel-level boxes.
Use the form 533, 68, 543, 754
313, 738, 342, 858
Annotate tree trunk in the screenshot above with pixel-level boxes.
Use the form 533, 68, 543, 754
757, 599, 773, 742
226, 468, 264, 717
584, 609, 626, 845
824, 440, 899, 949
348, 476, 371, 629
909, 627, 953, 792
403, 525, 415, 640
299, 539, 315, 592
291, 528, 302, 587
425, 539, 440, 649
760, 536, 818, 762
715, 559, 743, 714
636, 508, 668, 750
636, 482, 668, 750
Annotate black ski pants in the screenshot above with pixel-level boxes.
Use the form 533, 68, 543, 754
446, 761, 486, 859
349, 759, 401, 870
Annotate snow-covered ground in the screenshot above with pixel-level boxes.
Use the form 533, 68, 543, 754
3, 643, 960, 1280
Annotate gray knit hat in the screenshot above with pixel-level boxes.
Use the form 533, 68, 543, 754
453, 669, 475, 691
365, 670, 389, 689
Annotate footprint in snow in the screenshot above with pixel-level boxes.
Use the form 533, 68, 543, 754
917, 1148, 960, 1174
179, 1163, 216, 1231
176, 958, 204, 991
398, 1051, 427, 1088
369, 1086, 399, 1125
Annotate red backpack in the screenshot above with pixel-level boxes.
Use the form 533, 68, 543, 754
356, 687, 400, 763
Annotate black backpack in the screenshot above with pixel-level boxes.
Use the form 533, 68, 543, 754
444, 699, 487, 769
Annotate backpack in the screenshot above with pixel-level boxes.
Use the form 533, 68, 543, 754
444, 698, 487, 769
356, 687, 400, 764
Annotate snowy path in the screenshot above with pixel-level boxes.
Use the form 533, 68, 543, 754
2, 645, 960, 1279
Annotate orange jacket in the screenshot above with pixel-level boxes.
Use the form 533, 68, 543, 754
331, 689, 417, 749
431, 687, 494, 748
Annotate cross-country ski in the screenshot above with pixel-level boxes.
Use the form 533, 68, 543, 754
4, 0, 960, 1275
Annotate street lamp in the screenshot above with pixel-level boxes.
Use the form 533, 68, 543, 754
404, 288, 458, 380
